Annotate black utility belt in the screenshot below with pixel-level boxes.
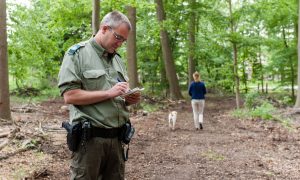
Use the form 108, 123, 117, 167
91, 127, 121, 138
62, 121, 135, 152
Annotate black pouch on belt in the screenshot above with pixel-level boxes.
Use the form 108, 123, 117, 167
120, 122, 135, 144
62, 121, 82, 152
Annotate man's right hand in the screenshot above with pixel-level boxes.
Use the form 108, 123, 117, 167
108, 82, 129, 97
63, 82, 129, 105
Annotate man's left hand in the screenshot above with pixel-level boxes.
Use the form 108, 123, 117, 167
124, 92, 141, 105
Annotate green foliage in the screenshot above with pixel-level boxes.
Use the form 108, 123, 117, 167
244, 92, 261, 109
232, 100, 291, 128
8, 2, 56, 87
231, 108, 249, 119
267, 91, 294, 106
250, 102, 275, 120
244, 89, 295, 108
140, 101, 162, 113
5, 0, 299, 102
8, 0, 92, 89
10, 87, 60, 103
279, 95, 293, 105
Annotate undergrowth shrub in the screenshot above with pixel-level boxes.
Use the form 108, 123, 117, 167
232, 101, 275, 120
244, 92, 262, 109
244, 92, 294, 109
232, 100, 291, 128
250, 102, 275, 120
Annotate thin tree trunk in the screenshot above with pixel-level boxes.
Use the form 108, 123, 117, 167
258, 48, 264, 93
0, 0, 12, 120
233, 44, 240, 108
295, 0, 300, 108
282, 27, 295, 101
242, 58, 248, 93
188, 0, 196, 85
92, 0, 100, 36
160, 54, 169, 97
228, 0, 240, 108
155, 0, 183, 100
126, 6, 139, 89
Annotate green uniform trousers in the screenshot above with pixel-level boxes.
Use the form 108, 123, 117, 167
70, 137, 125, 180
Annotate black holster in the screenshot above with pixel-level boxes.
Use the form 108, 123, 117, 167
62, 121, 83, 152
62, 121, 134, 152
119, 122, 135, 144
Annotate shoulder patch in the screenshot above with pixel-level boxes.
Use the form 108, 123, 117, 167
68, 44, 85, 55
115, 52, 122, 58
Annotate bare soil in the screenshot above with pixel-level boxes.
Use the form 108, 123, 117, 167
1, 94, 300, 179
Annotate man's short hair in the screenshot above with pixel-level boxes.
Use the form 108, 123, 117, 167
101, 11, 132, 30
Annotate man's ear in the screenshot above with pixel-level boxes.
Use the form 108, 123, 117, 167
101, 25, 109, 34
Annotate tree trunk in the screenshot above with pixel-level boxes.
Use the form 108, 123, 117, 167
242, 58, 248, 93
282, 27, 295, 101
233, 44, 240, 108
0, 0, 12, 120
228, 0, 240, 108
295, 0, 300, 108
126, 6, 139, 89
160, 52, 169, 96
258, 49, 264, 93
92, 0, 100, 36
188, 0, 196, 85
155, 0, 183, 100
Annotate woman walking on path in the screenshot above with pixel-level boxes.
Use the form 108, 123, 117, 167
188, 72, 207, 130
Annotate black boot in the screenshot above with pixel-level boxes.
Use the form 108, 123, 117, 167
200, 123, 203, 130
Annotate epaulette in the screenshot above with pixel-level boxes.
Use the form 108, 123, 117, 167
109, 52, 121, 60
115, 52, 122, 58
68, 43, 85, 55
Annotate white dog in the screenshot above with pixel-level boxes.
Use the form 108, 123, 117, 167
168, 111, 177, 130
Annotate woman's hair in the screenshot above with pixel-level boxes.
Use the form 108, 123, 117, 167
100, 11, 132, 30
193, 71, 201, 82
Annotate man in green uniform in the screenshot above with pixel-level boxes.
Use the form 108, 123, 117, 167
58, 11, 140, 180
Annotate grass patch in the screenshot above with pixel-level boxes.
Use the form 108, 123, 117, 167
232, 102, 292, 129
10, 151, 51, 179
140, 102, 162, 112
10, 87, 60, 104
201, 150, 225, 161
12, 167, 27, 180
231, 108, 249, 119
232, 92, 293, 128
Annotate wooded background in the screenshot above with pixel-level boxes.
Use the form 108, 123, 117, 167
1, 0, 300, 120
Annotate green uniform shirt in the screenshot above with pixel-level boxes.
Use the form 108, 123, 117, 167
58, 38, 129, 128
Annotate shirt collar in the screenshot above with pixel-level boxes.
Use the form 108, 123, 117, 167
90, 38, 116, 59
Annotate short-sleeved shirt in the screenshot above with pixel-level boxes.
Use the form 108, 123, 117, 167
58, 38, 129, 128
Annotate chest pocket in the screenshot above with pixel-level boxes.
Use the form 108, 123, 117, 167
82, 70, 108, 90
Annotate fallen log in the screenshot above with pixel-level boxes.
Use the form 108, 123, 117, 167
0, 146, 29, 161
0, 127, 20, 151
0, 131, 10, 138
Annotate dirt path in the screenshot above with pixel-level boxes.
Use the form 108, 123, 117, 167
126, 95, 300, 180
1, 95, 300, 179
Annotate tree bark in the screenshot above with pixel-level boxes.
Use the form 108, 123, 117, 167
228, 0, 240, 109
242, 57, 248, 93
295, 0, 300, 108
188, 0, 196, 85
126, 6, 139, 89
0, 0, 12, 120
282, 26, 295, 101
92, 0, 100, 36
155, 0, 183, 100
258, 47, 264, 93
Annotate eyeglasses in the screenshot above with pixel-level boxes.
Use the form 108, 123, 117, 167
108, 26, 127, 43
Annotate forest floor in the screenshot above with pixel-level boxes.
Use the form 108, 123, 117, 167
1, 94, 300, 179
